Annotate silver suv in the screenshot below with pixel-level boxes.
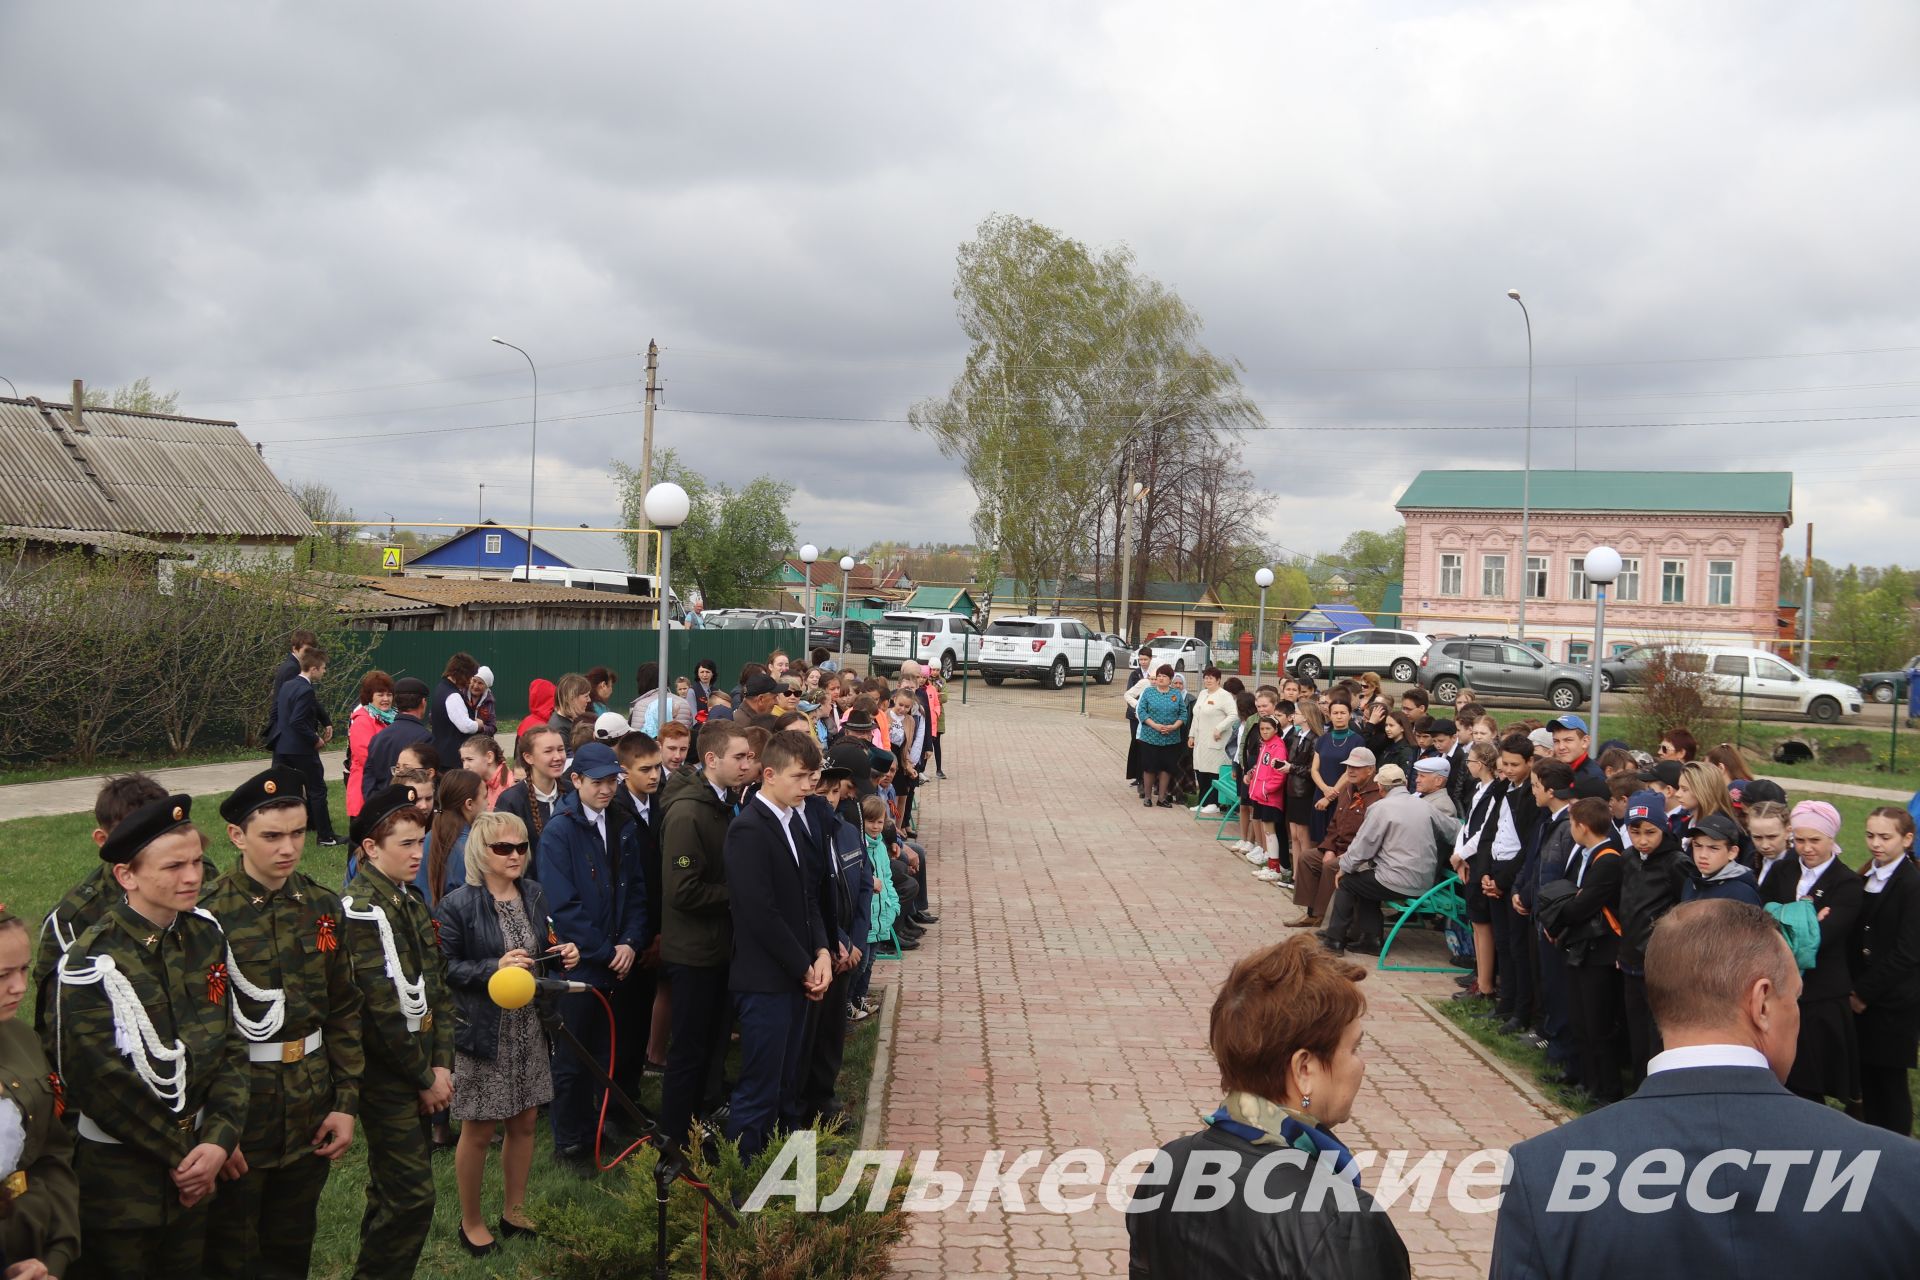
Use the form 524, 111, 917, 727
1419, 635, 1593, 711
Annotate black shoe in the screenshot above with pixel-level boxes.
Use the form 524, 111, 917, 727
1142, 795, 1154, 807
911, 911, 940, 925
1450, 987, 1487, 1002
1314, 933, 1345, 955
553, 1146, 596, 1177
1453, 973, 1475, 988
499, 1216, 539, 1241
458, 1225, 501, 1256
936, 772, 949, 780
1347, 939, 1382, 956
898, 936, 920, 950
897, 925, 925, 941
317, 836, 342, 847
1498, 1017, 1526, 1035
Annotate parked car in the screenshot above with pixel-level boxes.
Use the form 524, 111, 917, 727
1603, 644, 1862, 723
809, 618, 873, 655
1419, 635, 1593, 711
705, 610, 790, 632
1858, 657, 1920, 705
869, 611, 982, 679
978, 617, 1115, 689
1286, 628, 1433, 683
1145, 635, 1213, 675
1099, 632, 1133, 657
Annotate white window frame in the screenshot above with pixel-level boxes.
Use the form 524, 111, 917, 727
484, 533, 502, 555
1661, 559, 1688, 605
1525, 555, 1549, 600
1615, 557, 1641, 602
1707, 559, 1735, 606
1569, 556, 1590, 601
1439, 553, 1464, 596
1481, 553, 1507, 599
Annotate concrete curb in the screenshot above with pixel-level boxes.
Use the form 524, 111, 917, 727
859, 975, 903, 1151
1409, 994, 1573, 1125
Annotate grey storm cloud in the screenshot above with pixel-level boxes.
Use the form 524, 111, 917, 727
3, 0, 1918, 563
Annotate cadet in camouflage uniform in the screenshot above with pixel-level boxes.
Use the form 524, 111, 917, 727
200, 766, 366, 1280
34, 774, 178, 1051
341, 783, 454, 1280
54, 795, 250, 1280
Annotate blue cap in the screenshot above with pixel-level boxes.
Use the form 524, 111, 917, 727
1547, 713, 1590, 735
569, 741, 624, 780
1624, 790, 1667, 828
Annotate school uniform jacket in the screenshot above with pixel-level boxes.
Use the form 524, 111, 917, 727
1553, 841, 1624, 968
1850, 857, 1920, 1066
723, 798, 829, 994
1794, 858, 1865, 1003
269, 675, 323, 758
1753, 854, 1799, 906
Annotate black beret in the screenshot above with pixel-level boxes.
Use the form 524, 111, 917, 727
393, 676, 430, 698
743, 674, 781, 698
101, 795, 195, 864
350, 783, 424, 847
218, 767, 308, 826
1428, 717, 1458, 735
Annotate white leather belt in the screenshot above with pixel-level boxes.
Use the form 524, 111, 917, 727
76, 1108, 204, 1144
405, 1014, 422, 1033
246, 1028, 323, 1064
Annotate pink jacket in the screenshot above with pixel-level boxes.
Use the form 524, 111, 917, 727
345, 705, 385, 818
1249, 736, 1291, 808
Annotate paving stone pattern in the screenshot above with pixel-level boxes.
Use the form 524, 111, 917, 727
883, 695, 1557, 1278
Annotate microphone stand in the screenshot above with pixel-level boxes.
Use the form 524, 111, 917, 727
532, 1000, 740, 1279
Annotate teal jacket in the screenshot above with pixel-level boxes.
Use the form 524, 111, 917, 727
867, 833, 901, 944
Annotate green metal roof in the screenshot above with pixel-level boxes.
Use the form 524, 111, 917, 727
1395, 470, 1792, 516
901, 586, 976, 613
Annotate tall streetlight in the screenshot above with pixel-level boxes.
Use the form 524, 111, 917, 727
839, 554, 856, 666
491, 337, 539, 579
1584, 545, 1623, 744
645, 483, 692, 727
1506, 291, 1534, 641
1117, 480, 1147, 641
477, 483, 486, 523
799, 544, 818, 632
1253, 567, 1274, 686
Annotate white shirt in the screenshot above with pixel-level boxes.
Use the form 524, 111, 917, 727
1865, 860, 1899, 894
1757, 852, 1788, 886
1796, 854, 1835, 901
444, 691, 481, 733
756, 792, 800, 866
1647, 1043, 1771, 1075
585, 803, 608, 849
531, 782, 559, 807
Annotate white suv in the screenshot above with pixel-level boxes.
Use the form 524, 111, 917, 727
1696, 648, 1861, 723
1287, 628, 1432, 683
979, 617, 1116, 689
870, 612, 981, 679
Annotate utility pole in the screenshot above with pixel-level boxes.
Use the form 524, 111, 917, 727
1117, 460, 1136, 643
477, 483, 486, 523
1801, 522, 1815, 669
638, 339, 658, 573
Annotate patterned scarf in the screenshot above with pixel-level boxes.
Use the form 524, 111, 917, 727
1207, 1091, 1361, 1186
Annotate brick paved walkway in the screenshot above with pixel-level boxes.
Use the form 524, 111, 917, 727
880, 694, 1557, 1278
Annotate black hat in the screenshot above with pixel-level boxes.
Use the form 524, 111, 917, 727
1687, 812, 1743, 845
218, 766, 308, 826
743, 674, 781, 698
350, 783, 424, 847
1554, 775, 1613, 801
1428, 717, 1458, 736
868, 747, 897, 776
101, 795, 195, 864
1737, 778, 1788, 808
824, 740, 871, 782
840, 711, 876, 735
392, 676, 430, 698
1637, 760, 1684, 788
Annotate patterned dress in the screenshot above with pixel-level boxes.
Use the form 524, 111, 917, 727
451, 898, 554, 1121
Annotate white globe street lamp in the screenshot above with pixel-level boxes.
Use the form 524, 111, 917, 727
839, 555, 856, 665
1584, 546, 1623, 743
1254, 567, 1275, 686
644, 482, 692, 718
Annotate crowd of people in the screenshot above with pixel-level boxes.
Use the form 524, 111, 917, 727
1123, 646, 1920, 1126
8, 637, 950, 1278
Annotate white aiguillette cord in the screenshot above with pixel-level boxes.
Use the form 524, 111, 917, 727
342, 896, 429, 1022
56, 954, 188, 1113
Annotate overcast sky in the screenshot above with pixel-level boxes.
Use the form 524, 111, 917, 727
5, 1, 1917, 571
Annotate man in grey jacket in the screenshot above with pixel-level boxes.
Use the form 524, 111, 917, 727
1491, 899, 1920, 1278
1317, 772, 1453, 955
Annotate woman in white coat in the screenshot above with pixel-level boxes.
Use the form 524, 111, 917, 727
1188, 666, 1238, 808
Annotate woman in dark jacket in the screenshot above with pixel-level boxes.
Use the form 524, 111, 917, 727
1128, 936, 1409, 1279
429, 651, 483, 768
1850, 806, 1920, 1134
436, 812, 578, 1255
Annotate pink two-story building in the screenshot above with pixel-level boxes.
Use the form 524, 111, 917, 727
1396, 470, 1793, 664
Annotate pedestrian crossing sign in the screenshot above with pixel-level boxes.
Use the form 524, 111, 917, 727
382, 546, 403, 570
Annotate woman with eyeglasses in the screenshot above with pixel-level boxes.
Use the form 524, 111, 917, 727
434, 810, 580, 1254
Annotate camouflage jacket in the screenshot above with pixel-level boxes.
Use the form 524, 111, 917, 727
54, 900, 250, 1167
200, 861, 366, 1163
341, 863, 453, 1090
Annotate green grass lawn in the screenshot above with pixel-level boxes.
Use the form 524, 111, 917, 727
0, 743, 268, 787
5, 780, 889, 1279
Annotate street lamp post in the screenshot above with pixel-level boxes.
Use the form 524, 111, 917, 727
1584, 546, 1623, 744
645, 483, 692, 729
490, 337, 539, 579
1253, 567, 1274, 686
799, 544, 818, 638
1506, 291, 1533, 640
477, 483, 486, 523
839, 554, 855, 667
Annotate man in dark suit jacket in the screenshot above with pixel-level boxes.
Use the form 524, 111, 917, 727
269, 645, 340, 844
264, 630, 331, 748
1493, 899, 1920, 1278
722, 731, 831, 1159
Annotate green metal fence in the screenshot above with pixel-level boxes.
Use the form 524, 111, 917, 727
345, 627, 806, 719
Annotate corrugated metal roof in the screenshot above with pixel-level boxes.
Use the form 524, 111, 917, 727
0, 397, 311, 541
356, 576, 658, 608
1395, 470, 1794, 516
0, 524, 186, 555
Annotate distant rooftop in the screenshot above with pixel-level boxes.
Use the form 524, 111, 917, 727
1396, 470, 1793, 517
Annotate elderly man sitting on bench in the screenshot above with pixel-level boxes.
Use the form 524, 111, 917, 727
1318, 761, 1457, 956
